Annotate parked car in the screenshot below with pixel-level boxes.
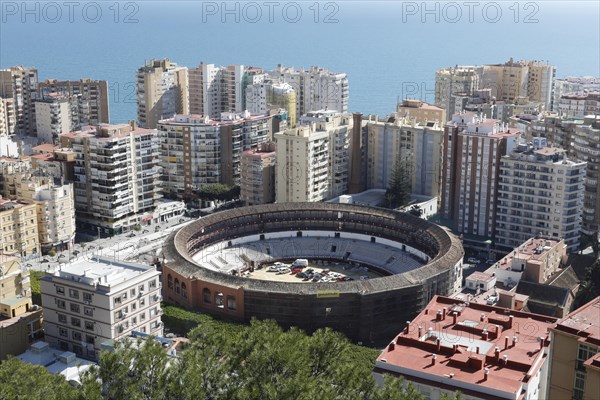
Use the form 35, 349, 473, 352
41, 259, 49, 263
467, 257, 480, 264
292, 259, 309, 268
267, 265, 279, 272
276, 267, 290, 275
127, 233, 136, 237
486, 259, 496, 265
291, 268, 303, 274
297, 272, 307, 279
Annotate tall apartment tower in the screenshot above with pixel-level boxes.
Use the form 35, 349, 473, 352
570, 116, 600, 236
397, 99, 447, 126
246, 81, 297, 128
0, 66, 39, 135
240, 142, 276, 206
496, 138, 586, 252
365, 114, 444, 197
441, 113, 519, 238
0, 98, 16, 136
136, 59, 189, 129
40, 257, 163, 361
0, 198, 39, 256
269, 65, 349, 116
34, 94, 76, 144
38, 78, 110, 125
188, 63, 244, 118
60, 123, 162, 235
158, 111, 271, 200
552, 76, 600, 111
482, 59, 555, 110
434, 65, 482, 117
275, 110, 352, 202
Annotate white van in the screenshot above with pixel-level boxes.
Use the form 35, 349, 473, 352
292, 259, 309, 267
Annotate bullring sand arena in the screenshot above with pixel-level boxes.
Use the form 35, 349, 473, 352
162, 203, 464, 343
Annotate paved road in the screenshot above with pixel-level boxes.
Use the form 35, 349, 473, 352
26, 216, 197, 273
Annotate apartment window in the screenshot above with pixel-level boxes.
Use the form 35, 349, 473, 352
83, 292, 92, 302
140, 297, 145, 307
69, 289, 79, 299
56, 299, 66, 309
140, 312, 146, 321
58, 313, 67, 323
72, 331, 82, 341
56, 286, 65, 295
132, 317, 137, 325
59, 327, 68, 337
149, 280, 157, 290
84, 307, 93, 317
167, 274, 173, 289
73, 345, 83, 355
59, 341, 69, 351
181, 283, 187, 299
70, 303, 80, 313
227, 296, 236, 311
71, 317, 81, 328
86, 335, 94, 345
85, 321, 94, 331
131, 288, 136, 297
114, 296, 122, 306
131, 303, 137, 311
203, 288, 211, 304
138, 284, 145, 293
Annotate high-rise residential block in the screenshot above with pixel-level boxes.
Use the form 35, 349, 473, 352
0, 97, 16, 136
240, 142, 276, 206
188, 63, 244, 118
441, 113, 519, 238
269, 65, 349, 116
275, 110, 352, 202
246, 81, 297, 128
158, 111, 271, 201
558, 92, 600, 118
0, 198, 39, 256
496, 138, 586, 252
60, 123, 162, 235
366, 113, 444, 198
34, 94, 76, 144
38, 78, 110, 125
40, 257, 163, 361
434, 65, 482, 117
0, 66, 38, 135
570, 116, 600, 236
136, 59, 188, 129
552, 76, 600, 112
548, 296, 600, 400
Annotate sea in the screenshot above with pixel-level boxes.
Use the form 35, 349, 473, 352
1, 0, 599, 123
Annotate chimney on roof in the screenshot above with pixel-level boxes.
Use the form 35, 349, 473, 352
505, 336, 510, 350
508, 315, 514, 329
436, 310, 443, 321
482, 329, 488, 341
476, 346, 480, 354
539, 337, 544, 350
404, 321, 410, 334
442, 308, 447, 320
436, 338, 441, 352
512, 336, 517, 347
494, 347, 500, 362
502, 355, 508, 366
480, 313, 486, 322
452, 312, 457, 325
388, 341, 395, 351
431, 354, 437, 366
484, 368, 490, 381
418, 326, 423, 337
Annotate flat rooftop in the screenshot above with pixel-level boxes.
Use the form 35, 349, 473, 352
376, 295, 557, 399
17, 341, 95, 383
553, 296, 600, 347
47, 256, 157, 289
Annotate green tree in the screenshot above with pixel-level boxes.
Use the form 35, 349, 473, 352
386, 160, 411, 209
28, 270, 44, 306
0, 357, 79, 400
574, 259, 600, 308
408, 205, 423, 218
198, 183, 240, 202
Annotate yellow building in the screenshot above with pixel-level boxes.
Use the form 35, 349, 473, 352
548, 296, 600, 400
0, 197, 39, 256
0, 255, 43, 360
396, 99, 446, 126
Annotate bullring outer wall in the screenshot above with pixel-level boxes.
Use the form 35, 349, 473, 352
161, 203, 464, 344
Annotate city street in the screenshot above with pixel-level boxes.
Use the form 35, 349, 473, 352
26, 215, 196, 273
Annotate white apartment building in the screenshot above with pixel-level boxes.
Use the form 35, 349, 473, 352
35, 95, 73, 144
60, 123, 162, 235
0, 97, 16, 136
40, 257, 163, 361
570, 116, 600, 236
275, 110, 352, 202
268, 65, 349, 116
434, 65, 482, 117
496, 138, 586, 252
441, 113, 520, 238
136, 59, 189, 129
552, 76, 600, 112
558, 93, 600, 118
158, 111, 271, 200
246, 81, 297, 128
365, 114, 444, 197
188, 63, 244, 118
0, 66, 38, 135
13, 175, 76, 254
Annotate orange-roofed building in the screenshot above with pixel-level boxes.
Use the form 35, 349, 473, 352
548, 296, 600, 400
374, 295, 557, 400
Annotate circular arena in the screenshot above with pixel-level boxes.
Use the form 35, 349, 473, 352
161, 203, 464, 343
